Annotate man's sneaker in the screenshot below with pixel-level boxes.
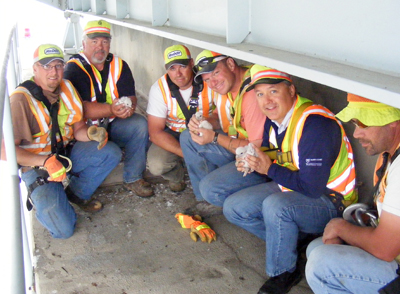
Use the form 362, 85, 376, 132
169, 180, 186, 192
123, 179, 154, 197
66, 190, 103, 213
257, 267, 302, 294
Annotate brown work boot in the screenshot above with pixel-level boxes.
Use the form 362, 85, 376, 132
169, 180, 186, 192
66, 189, 103, 213
123, 179, 154, 197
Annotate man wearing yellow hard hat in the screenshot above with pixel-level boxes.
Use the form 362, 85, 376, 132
64, 20, 154, 197
306, 94, 400, 294
146, 44, 214, 192
10, 44, 120, 238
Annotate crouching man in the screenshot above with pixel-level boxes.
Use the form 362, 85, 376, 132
11, 44, 121, 238
306, 94, 400, 294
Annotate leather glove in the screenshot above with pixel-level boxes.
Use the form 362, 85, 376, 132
189, 221, 217, 243
87, 126, 108, 150
175, 213, 202, 228
43, 154, 67, 182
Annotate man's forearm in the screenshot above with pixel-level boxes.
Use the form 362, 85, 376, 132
83, 101, 112, 119
150, 131, 183, 157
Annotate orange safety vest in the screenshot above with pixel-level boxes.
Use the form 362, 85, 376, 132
67, 53, 123, 125
157, 74, 214, 132
374, 143, 400, 204
270, 96, 357, 205
13, 80, 83, 155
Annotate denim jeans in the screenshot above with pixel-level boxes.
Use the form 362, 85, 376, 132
200, 161, 268, 207
109, 113, 149, 183
306, 239, 399, 294
223, 182, 338, 276
180, 129, 235, 201
21, 140, 121, 239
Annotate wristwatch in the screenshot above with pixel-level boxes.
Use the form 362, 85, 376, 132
212, 132, 219, 144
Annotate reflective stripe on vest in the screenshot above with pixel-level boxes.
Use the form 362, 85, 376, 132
213, 67, 251, 139
231, 68, 252, 139
214, 92, 232, 134
158, 74, 214, 132
13, 80, 83, 155
67, 53, 123, 125
273, 96, 357, 202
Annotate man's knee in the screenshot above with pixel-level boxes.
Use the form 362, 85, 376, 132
147, 159, 168, 176
100, 141, 122, 164
262, 193, 287, 216
305, 245, 332, 280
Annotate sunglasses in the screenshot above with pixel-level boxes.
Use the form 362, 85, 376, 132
195, 55, 228, 70
351, 119, 369, 129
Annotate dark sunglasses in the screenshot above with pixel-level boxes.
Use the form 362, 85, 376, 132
195, 55, 228, 69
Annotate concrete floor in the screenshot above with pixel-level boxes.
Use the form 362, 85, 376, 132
31, 165, 314, 294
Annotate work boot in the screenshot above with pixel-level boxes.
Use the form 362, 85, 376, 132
65, 188, 103, 213
123, 179, 154, 197
169, 180, 186, 192
257, 267, 302, 294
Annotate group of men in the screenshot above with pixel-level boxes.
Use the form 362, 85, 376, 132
11, 18, 400, 294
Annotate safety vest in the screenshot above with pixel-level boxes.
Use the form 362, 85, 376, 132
270, 96, 357, 204
13, 80, 83, 155
214, 67, 251, 139
374, 143, 400, 204
67, 53, 123, 125
157, 74, 214, 132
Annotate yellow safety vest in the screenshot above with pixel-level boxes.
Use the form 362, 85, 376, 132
67, 53, 123, 125
157, 74, 214, 132
271, 96, 357, 205
13, 80, 83, 155
214, 67, 252, 139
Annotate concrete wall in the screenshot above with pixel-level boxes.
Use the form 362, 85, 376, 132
111, 25, 376, 203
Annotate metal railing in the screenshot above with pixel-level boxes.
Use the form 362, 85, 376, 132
0, 24, 34, 294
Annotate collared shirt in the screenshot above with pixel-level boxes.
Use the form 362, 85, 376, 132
271, 104, 295, 135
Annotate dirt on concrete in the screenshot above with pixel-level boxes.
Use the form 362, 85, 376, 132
31, 169, 314, 294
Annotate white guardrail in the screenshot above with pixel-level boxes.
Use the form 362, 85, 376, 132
0, 25, 34, 294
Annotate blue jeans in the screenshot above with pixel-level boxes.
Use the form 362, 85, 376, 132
306, 238, 399, 294
21, 140, 121, 239
109, 113, 149, 183
223, 182, 338, 276
200, 161, 268, 207
180, 129, 235, 201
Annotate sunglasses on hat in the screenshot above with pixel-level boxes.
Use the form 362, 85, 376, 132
195, 55, 228, 71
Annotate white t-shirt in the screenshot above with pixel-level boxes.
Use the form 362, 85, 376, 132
147, 79, 193, 118
377, 155, 400, 217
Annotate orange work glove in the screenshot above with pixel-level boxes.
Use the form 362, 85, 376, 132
87, 126, 108, 150
175, 213, 202, 228
43, 154, 67, 182
189, 221, 217, 243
